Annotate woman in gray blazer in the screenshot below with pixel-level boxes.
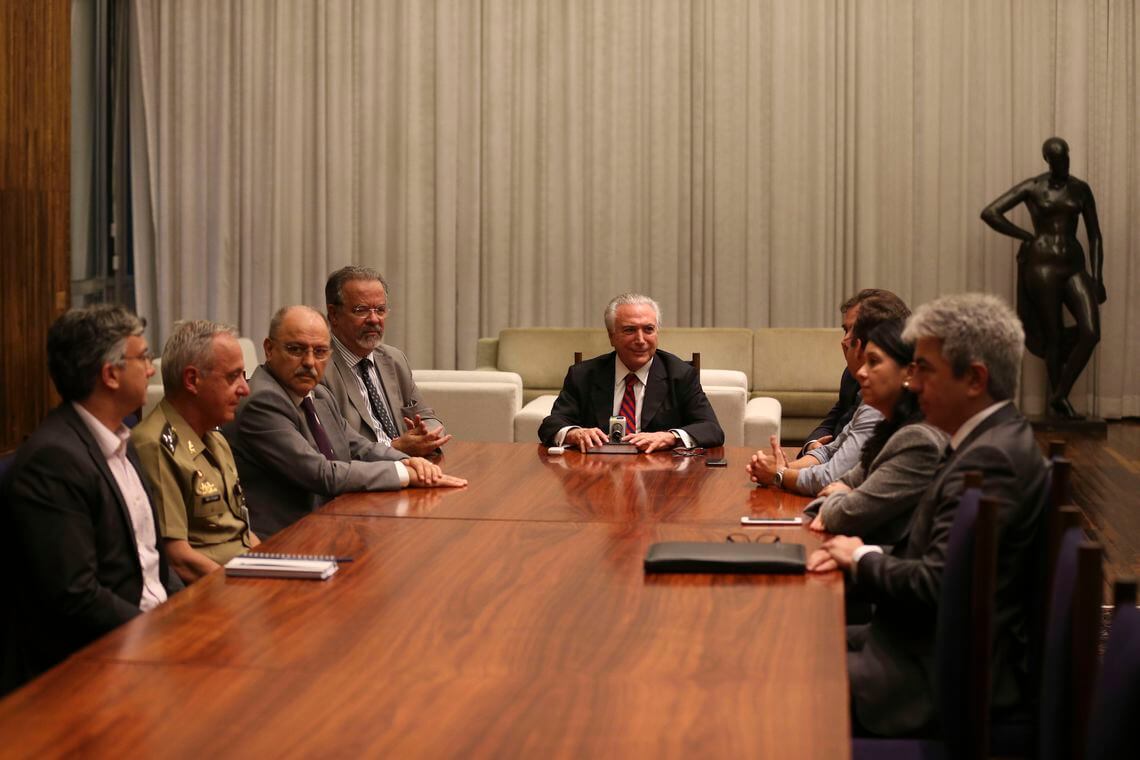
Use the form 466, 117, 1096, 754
805, 320, 947, 546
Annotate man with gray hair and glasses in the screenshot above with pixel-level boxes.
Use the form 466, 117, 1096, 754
1, 305, 180, 695
226, 306, 466, 537
322, 265, 449, 456
133, 320, 259, 584
807, 293, 1049, 738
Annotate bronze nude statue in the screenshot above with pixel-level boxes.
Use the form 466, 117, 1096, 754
981, 137, 1104, 419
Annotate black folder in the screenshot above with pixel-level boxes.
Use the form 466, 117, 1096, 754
643, 541, 806, 574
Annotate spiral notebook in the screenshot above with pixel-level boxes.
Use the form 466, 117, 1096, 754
224, 553, 339, 580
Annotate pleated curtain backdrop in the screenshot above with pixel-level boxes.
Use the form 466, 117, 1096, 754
128, 0, 1140, 418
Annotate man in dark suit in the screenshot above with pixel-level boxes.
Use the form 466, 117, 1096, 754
808, 293, 1048, 737
225, 306, 465, 537
538, 293, 724, 452
798, 288, 896, 456
1, 305, 180, 695
321, 266, 449, 456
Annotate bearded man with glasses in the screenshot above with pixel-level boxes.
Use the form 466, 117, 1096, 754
224, 305, 465, 537
320, 266, 449, 456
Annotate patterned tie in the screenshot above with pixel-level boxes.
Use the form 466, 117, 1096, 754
358, 358, 399, 440
619, 373, 638, 434
299, 396, 336, 461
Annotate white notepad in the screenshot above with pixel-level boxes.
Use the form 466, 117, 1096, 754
224, 555, 339, 580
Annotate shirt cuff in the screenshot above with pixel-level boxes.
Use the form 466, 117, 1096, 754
670, 429, 695, 449
555, 426, 579, 446
853, 544, 883, 566
393, 460, 410, 487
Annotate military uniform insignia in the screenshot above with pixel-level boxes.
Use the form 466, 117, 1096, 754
187, 439, 197, 456
194, 472, 221, 504
160, 423, 178, 455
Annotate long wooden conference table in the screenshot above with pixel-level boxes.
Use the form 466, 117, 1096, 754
0, 442, 850, 758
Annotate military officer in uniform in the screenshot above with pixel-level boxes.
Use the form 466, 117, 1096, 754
134, 320, 259, 583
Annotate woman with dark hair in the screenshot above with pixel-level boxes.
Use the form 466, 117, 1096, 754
805, 320, 947, 546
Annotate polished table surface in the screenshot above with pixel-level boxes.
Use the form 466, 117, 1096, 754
0, 442, 850, 758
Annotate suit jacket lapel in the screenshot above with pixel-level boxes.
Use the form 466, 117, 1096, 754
333, 352, 373, 430
639, 356, 668, 430
62, 405, 142, 557
590, 353, 618, 430
372, 347, 406, 433
897, 403, 1018, 554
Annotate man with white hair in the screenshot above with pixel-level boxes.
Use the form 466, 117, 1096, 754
808, 293, 1048, 738
538, 293, 724, 452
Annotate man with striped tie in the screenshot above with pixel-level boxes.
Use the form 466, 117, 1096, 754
538, 293, 724, 453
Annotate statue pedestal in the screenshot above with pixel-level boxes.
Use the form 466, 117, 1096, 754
1029, 415, 1108, 438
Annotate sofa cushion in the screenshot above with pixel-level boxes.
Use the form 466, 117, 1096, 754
497, 329, 612, 390
753, 390, 837, 418
658, 328, 754, 383
497, 327, 756, 391
753, 328, 845, 391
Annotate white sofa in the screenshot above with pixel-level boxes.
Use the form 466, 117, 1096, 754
411, 370, 523, 443
478, 326, 842, 444
513, 369, 762, 447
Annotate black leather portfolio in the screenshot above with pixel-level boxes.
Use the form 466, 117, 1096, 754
643, 541, 806, 574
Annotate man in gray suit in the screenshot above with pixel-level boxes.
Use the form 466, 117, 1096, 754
808, 293, 1048, 737
226, 306, 466, 536
321, 266, 450, 456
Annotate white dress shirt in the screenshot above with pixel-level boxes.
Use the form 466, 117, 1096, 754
73, 402, 168, 611
556, 356, 695, 448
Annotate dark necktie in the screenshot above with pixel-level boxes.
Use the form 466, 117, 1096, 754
300, 396, 336, 461
619, 373, 638, 434
357, 358, 399, 440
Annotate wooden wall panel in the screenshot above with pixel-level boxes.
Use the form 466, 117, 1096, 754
1, 0, 70, 453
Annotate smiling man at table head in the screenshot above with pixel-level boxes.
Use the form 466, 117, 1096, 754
322, 266, 451, 456
224, 306, 466, 538
537, 293, 724, 452
0, 305, 181, 695
806, 293, 1048, 737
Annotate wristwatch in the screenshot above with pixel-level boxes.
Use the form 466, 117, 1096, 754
772, 467, 786, 488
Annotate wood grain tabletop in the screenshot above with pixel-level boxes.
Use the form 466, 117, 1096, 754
0, 442, 850, 759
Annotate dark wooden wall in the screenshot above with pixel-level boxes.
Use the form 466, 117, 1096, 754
1, 0, 70, 453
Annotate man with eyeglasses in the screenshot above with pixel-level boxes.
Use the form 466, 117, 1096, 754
321, 266, 449, 456
226, 305, 466, 537
132, 320, 259, 584
1, 305, 180, 695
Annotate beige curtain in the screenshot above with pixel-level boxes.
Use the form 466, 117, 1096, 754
130, 0, 1140, 418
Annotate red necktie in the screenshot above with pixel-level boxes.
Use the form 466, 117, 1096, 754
619, 373, 638, 434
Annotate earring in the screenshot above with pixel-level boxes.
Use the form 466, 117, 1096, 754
902, 380, 910, 389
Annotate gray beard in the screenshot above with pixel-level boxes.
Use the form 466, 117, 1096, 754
358, 333, 383, 352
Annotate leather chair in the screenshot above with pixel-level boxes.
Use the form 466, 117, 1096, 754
852, 487, 1000, 760
1085, 580, 1140, 760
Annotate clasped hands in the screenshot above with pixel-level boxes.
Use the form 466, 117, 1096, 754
746, 434, 789, 487
563, 427, 679, 453
806, 535, 864, 573
393, 414, 453, 457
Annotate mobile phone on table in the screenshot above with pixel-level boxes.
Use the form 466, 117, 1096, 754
740, 516, 803, 526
